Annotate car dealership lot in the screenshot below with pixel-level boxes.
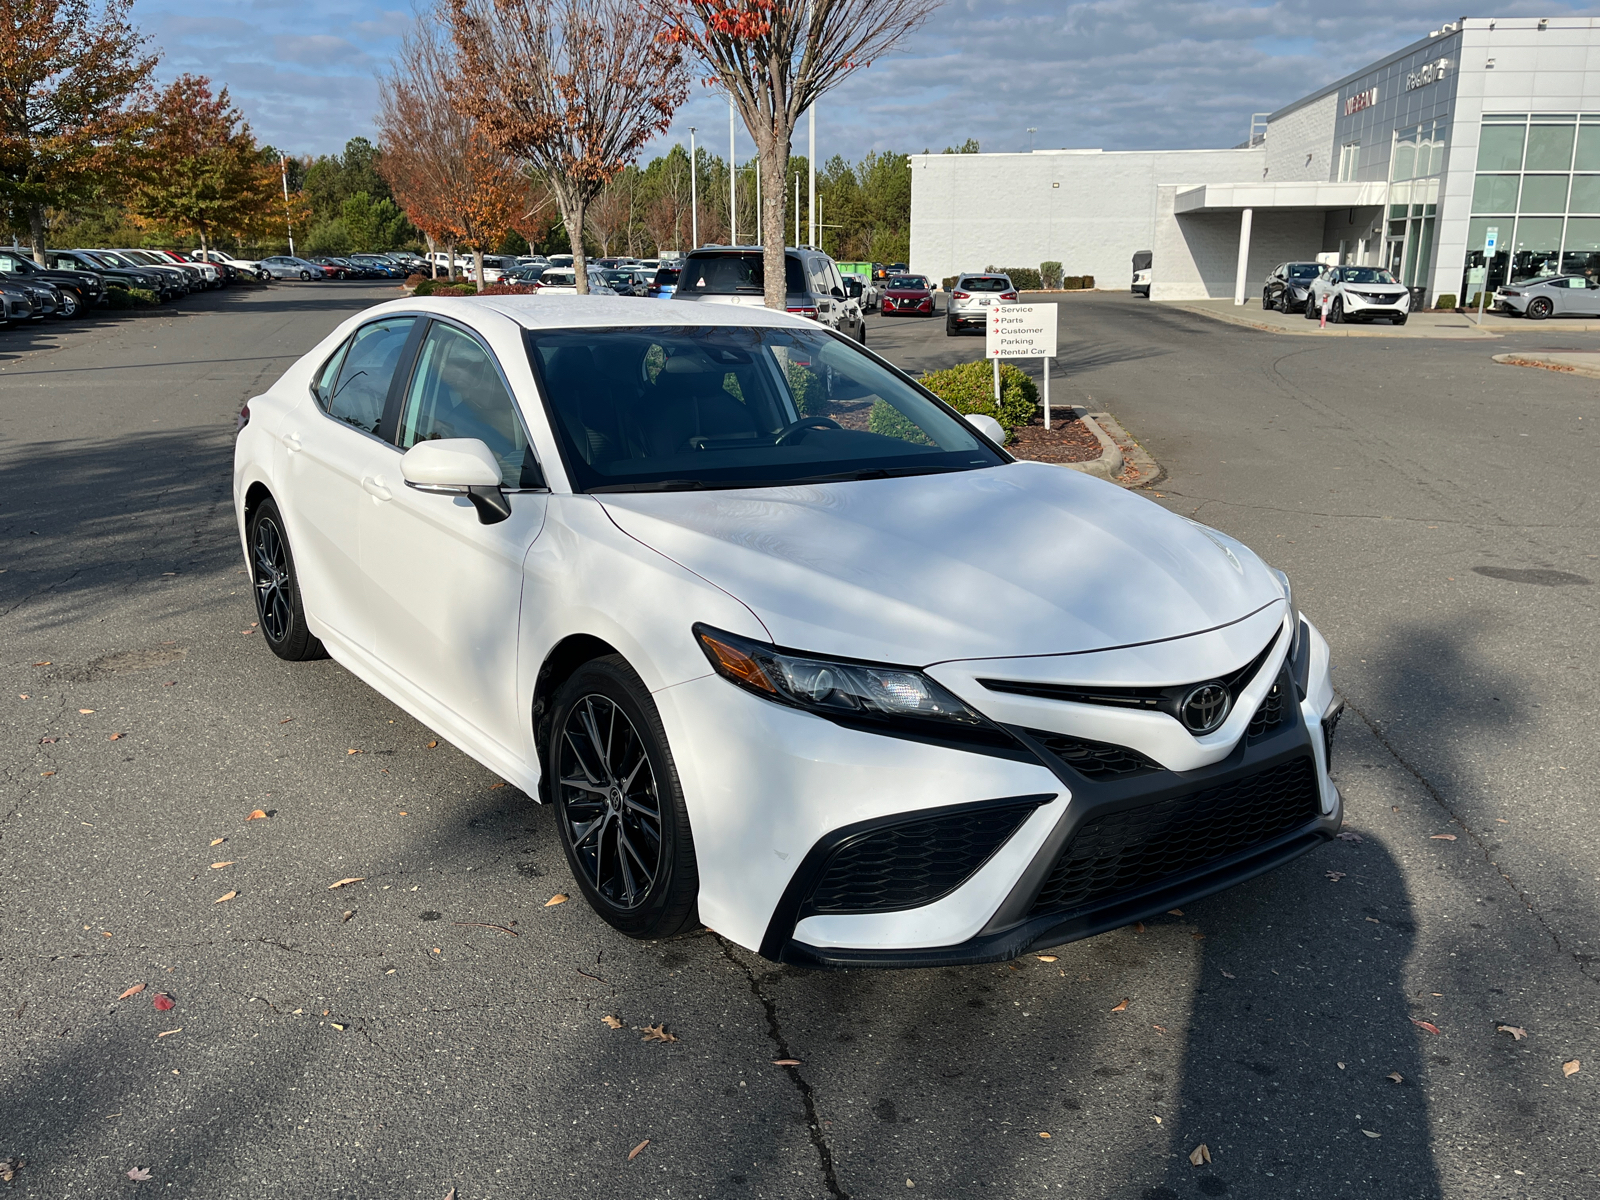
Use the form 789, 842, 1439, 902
2, 286, 1596, 1198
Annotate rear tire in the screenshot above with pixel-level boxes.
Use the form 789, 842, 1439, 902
1526, 296, 1553, 320
945, 315, 957, 336
248, 499, 326, 662
550, 656, 699, 940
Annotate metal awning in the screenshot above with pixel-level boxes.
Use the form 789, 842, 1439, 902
1174, 181, 1389, 213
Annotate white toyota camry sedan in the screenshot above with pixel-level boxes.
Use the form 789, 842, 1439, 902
233, 296, 1343, 968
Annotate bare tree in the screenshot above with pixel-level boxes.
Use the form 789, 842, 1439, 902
447, 0, 686, 293
656, 0, 940, 309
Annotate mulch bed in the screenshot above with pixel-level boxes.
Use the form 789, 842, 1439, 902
1006, 413, 1102, 464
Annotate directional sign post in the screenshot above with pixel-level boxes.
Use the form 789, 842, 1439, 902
1477, 226, 1499, 324
986, 303, 1059, 427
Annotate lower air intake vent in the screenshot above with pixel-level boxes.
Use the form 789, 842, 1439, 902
808, 801, 1041, 914
1029, 731, 1162, 780
1028, 756, 1319, 919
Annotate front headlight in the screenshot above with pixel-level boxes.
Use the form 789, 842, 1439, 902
1269, 567, 1302, 660
695, 624, 988, 729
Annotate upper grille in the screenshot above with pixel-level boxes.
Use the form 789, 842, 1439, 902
808, 801, 1041, 914
1029, 731, 1162, 780
1247, 675, 1287, 737
1028, 756, 1319, 919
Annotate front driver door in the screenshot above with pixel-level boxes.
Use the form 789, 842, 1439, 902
362, 318, 548, 756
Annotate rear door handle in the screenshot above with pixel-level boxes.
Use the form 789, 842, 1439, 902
281, 432, 301, 452
362, 475, 392, 502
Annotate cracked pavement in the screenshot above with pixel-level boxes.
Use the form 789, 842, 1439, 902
1, 286, 1596, 1199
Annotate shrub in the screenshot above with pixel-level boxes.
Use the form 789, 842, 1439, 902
917, 359, 1038, 436
942, 275, 957, 291
405, 273, 427, 288
868, 401, 934, 445
1040, 261, 1063, 289
411, 278, 474, 297
477, 282, 537, 296
990, 266, 1041, 291
1434, 292, 1457, 310
1465, 291, 1483, 310
104, 286, 158, 309
1081, 275, 1095, 289
1062, 276, 1082, 290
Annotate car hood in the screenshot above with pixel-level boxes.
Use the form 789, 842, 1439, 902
597, 461, 1284, 666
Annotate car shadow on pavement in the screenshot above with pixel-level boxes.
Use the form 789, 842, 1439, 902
742, 832, 1439, 1199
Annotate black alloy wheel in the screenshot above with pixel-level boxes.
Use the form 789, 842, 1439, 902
1527, 296, 1553, 320
248, 499, 326, 662
1278, 291, 1292, 314
550, 656, 698, 939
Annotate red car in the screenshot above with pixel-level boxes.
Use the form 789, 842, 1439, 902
881, 273, 934, 317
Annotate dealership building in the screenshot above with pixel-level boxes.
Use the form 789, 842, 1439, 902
909, 16, 1600, 305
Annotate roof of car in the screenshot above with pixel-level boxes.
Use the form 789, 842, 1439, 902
373, 293, 814, 332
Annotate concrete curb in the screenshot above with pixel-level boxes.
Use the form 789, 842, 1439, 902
1051, 407, 1124, 482
1090, 411, 1165, 488
1491, 351, 1600, 379
1167, 301, 1499, 338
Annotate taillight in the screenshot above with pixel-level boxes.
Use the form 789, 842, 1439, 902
952, 290, 970, 300
1000, 291, 1017, 301
236, 402, 250, 433
787, 306, 818, 319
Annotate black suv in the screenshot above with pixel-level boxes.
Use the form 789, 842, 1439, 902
1263, 262, 1325, 314
672, 246, 866, 343
0, 248, 104, 316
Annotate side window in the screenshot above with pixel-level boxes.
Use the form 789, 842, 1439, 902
398, 322, 538, 488
827, 262, 845, 295
312, 338, 350, 409
325, 316, 415, 435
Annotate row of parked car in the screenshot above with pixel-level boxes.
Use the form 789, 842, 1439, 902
0, 245, 258, 322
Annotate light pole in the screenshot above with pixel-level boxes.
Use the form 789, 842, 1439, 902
280, 154, 295, 256
729, 97, 737, 245
1027, 127, 1037, 152
808, 105, 816, 247
689, 127, 698, 250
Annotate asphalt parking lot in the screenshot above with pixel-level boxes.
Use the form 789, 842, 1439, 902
2, 282, 1596, 1199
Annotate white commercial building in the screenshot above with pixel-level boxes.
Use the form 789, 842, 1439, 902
909, 16, 1600, 306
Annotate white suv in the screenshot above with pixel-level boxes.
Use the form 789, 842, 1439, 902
945, 273, 1017, 335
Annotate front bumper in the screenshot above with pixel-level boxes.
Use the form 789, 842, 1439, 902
1342, 292, 1409, 318
884, 295, 933, 314
660, 615, 1343, 967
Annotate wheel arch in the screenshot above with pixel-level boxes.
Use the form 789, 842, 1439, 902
532, 633, 623, 803
243, 480, 273, 531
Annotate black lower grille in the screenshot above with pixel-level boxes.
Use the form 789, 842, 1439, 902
1029, 731, 1162, 780
1028, 756, 1320, 919
808, 801, 1041, 914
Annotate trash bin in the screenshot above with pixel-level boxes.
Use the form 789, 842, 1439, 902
1408, 286, 1427, 312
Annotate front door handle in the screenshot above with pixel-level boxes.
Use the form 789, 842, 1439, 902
281, 432, 302, 452
362, 475, 392, 502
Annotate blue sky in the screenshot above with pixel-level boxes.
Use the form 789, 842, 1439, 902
144, 1, 1598, 164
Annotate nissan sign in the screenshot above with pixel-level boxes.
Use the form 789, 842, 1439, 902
1344, 87, 1378, 116
1407, 58, 1450, 90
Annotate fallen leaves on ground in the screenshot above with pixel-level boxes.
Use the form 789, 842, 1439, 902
38, 736, 56, 744
641, 1023, 677, 1043
1035, 955, 1058, 962
1110, 998, 1129, 1013
153, 993, 174, 1012
426, 740, 438, 749
1564, 1059, 1581, 1077
489, 782, 506, 790
245, 809, 268, 821
156, 1028, 180, 1038
215, 891, 237, 904
117, 983, 146, 1001
1336, 830, 1363, 842
1412, 1019, 1441, 1035
32, 661, 50, 666
209, 838, 225, 847
108, 732, 123, 741
79, 708, 94, 714
210, 861, 235, 869
127, 1166, 151, 1180
1133, 922, 1145, 933
1430, 833, 1458, 841
1325, 871, 1346, 882
1498, 1025, 1528, 1041
346, 748, 361, 756
444, 1191, 456, 1200
342, 910, 354, 922
628, 1139, 650, 1161
545, 893, 569, 907
1387, 1072, 1404, 1083
328, 877, 365, 889
1153, 1024, 1168, 1034
0, 1158, 22, 1182
1191, 932, 1206, 941
772, 1058, 801, 1066
1188, 1144, 1211, 1166
1221, 970, 1236, 979
601, 1015, 624, 1029
1362, 1129, 1381, 1139
1038, 1131, 1051, 1138
1167, 909, 1184, 916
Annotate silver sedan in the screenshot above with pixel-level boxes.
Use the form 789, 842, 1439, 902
1495, 274, 1600, 319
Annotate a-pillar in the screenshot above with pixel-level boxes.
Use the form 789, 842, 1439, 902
1233, 207, 1254, 306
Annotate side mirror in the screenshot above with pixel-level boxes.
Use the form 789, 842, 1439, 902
830, 286, 845, 300
964, 413, 1005, 444
400, 438, 511, 524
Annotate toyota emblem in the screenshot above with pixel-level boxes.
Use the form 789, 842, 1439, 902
1179, 682, 1231, 735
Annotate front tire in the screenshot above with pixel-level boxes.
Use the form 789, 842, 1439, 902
299, 270, 311, 281
1393, 314, 1408, 326
58, 291, 80, 318
248, 499, 326, 662
1330, 297, 1345, 324
550, 657, 699, 940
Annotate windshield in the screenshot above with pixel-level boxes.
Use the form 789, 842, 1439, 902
959, 276, 1010, 292
653, 268, 680, 284
525, 325, 1007, 492
1342, 267, 1398, 284
84, 251, 130, 268
676, 253, 808, 296
603, 270, 635, 284
888, 275, 926, 289
1286, 264, 1321, 280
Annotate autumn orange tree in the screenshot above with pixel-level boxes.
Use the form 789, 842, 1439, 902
446, 0, 687, 293
0, 0, 158, 261
654, 0, 940, 309
126, 75, 280, 256
376, 7, 527, 288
